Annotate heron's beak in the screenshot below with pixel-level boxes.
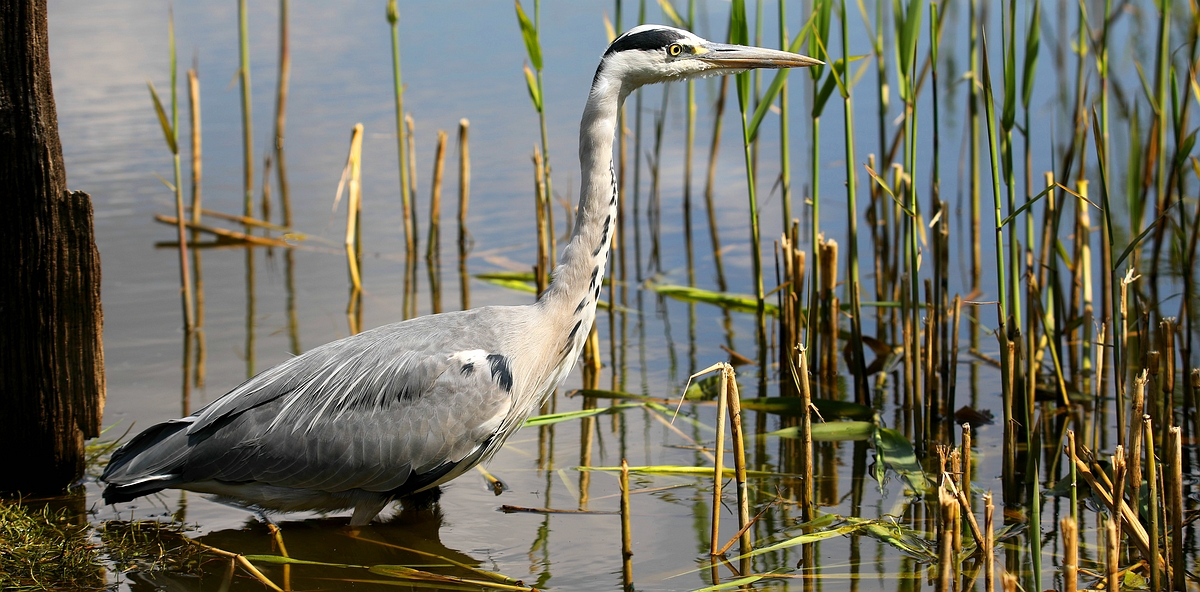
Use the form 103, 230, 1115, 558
695, 42, 823, 71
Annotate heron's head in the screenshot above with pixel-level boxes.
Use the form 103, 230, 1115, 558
596, 25, 822, 95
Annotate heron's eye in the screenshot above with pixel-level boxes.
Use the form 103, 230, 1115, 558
668, 43, 683, 56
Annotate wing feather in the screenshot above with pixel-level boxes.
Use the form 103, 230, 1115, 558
104, 307, 529, 504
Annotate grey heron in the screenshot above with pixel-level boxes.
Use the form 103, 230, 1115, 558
101, 25, 821, 526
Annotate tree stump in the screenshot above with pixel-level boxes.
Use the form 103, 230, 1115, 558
0, 0, 105, 494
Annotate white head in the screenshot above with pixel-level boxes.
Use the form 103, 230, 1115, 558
593, 24, 822, 97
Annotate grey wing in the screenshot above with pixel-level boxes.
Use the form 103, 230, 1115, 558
103, 311, 521, 500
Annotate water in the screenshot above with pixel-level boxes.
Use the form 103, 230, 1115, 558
40, 1, 1184, 590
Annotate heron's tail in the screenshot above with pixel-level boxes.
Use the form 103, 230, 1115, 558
100, 417, 193, 504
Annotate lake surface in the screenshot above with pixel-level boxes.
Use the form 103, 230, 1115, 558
43, 1, 1174, 590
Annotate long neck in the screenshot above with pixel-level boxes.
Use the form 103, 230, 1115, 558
536, 68, 624, 355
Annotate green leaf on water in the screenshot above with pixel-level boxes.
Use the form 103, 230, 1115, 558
522, 403, 643, 427
740, 397, 875, 421
572, 389, 661, 402
764, 420, 876, 442
873, 427, 932, 494
644, 282, 778, 315
692, 573, 772, 591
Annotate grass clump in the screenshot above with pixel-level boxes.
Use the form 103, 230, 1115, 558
100, 519, 205, 576
0, 501, 104, 591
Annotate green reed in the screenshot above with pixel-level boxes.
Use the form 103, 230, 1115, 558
237, 0, 253, 219
148, 10, 193, 333
516, 0, 556, 269
730, 0, 768, 373
387, 0, 416, 267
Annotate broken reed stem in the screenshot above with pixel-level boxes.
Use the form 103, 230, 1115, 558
798, 348, 814, 521
1168, 426, 1184, 591
710, 366, 729, 557
984, 492, 994, 592
260, 151, 272, 224
186, 66, 205, 345
1066, 430, 1078, 526
619, 458, 633, 558
1128, 371, 1147, 516
426, 130, 447, 314
1105, 515, 1119, 592
532, 146, 548, 296
937, 484, 955, 592
961, 423, 972, 507
458, 119, 471, 310
1061, 517, 1077, 592
427, 130, 447, 264
1144, 414, 1160, 592
404, 113, 420, 318
726, 369, 751, 557
343, 124, 364, 292
188, 69, 202, 223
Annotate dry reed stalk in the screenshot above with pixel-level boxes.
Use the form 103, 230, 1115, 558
1160, 318, 1175, 435
404, 114, 420, 319
342, 124, 364, 291
725, 369, 751, 557
458, 119, 471, 310
1061, 517, 1077, 592
1168, 426, 1184, 591
532, 147, 547, 296
427, 130, 447, 263
1148, 351, 1161, 430
984, 492, 994, 592
1066, 430, 1079, 524
961, 423, 971, 506
188, 69, 202, 223
1111, 447, 1126, 543
946, 477, 983, 551
1105, 515, 1118, 592
1070, 445, 1159, 564
1001, 340, 1016, 492
1143, 415, 1160, 591
709, 365, 729, 556
797, 348, 814, 520
426, 130, 447, 313
1127, 371, 1148, 515
273, 0, 291, 226
936, 484, 955, 592
154, 215, 290, 248
260, 151, 272, 224
818, 238, 838, 380
237, 0, 254, 218
619, 458, 633, 561
948, 450, 962, 562
186, 67, 204, 341
948, 295, 961, 421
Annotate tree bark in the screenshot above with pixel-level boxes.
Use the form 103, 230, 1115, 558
0, 0, 105, 494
